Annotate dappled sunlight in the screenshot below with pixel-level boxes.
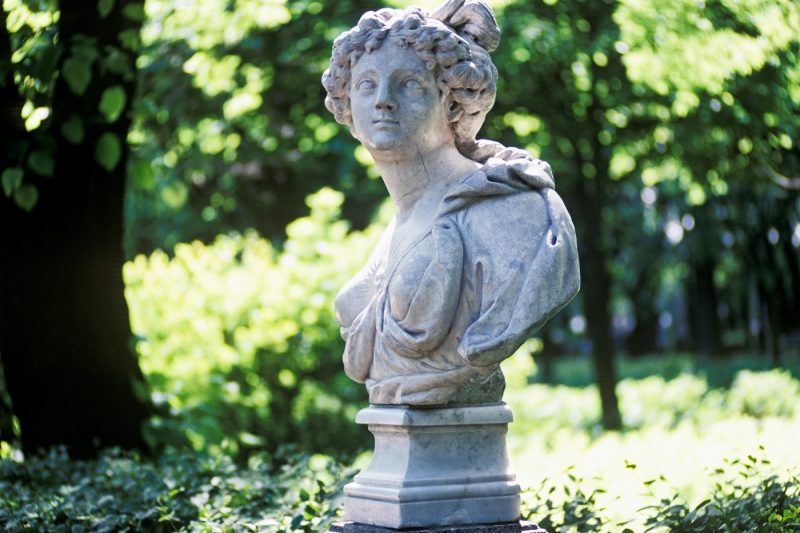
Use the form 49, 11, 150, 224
503, 352, 800, 529
515, 417, 799, 530
2, 0, 799, 529
124, 189, 385, 454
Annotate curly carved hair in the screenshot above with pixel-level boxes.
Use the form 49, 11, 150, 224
321, 0, 501, 160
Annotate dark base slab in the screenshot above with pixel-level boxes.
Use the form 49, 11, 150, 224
329, 521, 546, 533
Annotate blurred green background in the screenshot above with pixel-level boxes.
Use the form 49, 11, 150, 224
1, 0, 799, 530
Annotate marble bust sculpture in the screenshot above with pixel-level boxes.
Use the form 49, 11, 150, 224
322, 0, 580, 406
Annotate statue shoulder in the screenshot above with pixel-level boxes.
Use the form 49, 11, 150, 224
454, 179, 552, 240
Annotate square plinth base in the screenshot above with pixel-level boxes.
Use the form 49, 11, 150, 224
343, 404, 521, 529
330, 520, 546, 532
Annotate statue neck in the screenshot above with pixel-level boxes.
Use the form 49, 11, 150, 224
372, 143, 479, 223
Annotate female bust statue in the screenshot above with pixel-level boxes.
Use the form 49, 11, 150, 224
322, 0, 580, 406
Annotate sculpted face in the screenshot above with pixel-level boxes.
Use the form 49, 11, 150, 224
349, 41, 453, 157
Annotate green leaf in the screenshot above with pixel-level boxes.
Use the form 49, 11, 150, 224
130, 159, 155, 191
122, 3, 145, 21
99, 85, 127, 123
24, 107, 50, 131
102, 48, 134, 79
118, 29, 141, 52
238, 432, 265, 447
27, 150, 54, 177
6, 8, 24, 33
14, 184, 38, 211
95, 132, 122, 171
62, 57, 92, 95
2, 167, 24, 197
97, 0, 115, 18
61, 116, 85, 144
160, 182, 188, 209
290, 515, 303, 530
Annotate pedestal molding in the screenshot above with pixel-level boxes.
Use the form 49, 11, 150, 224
343, 404, 521, 528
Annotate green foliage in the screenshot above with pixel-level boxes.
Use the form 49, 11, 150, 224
507, 361, 800, 438
1, 359, 798, 531
523, 470, 612, 532
532, 352, 800, 388
3, 0, 60, 110
485, 0, 800, 363
95, 132, 122, 171
60, 115, 85, 144
26, 149, 53, 176
61, 54, 92, 96
1, 168, 24, 197
97, 0, 116, 19
1, 162, 40, 211
728, 369, 800, 418
124, 189, 388, 454
0, 444, 795, 532
616, 0, 800, 97
0, 447, 351, 532
125, 0, 385, 254
12, 183, 38, 211
642, 453, 800, 532
4, 0, 798, 362
98, 85, 127, 123
522, 451, 800, 532
617, 373, 709, 429
1, 0, 59, 211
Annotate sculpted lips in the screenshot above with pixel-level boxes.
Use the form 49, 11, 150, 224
373, 116, 399, 126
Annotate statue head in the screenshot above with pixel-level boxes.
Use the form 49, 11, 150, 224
321, 0, 500, 160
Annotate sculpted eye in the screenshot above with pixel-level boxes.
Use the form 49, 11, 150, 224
403, 78, 423, 90
356, 79, 376, 92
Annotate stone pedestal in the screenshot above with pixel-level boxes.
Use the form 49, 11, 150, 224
330, 520, 546, 532
342, 403, 521, 529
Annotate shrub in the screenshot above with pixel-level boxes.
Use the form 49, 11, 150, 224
617, 374, 709, 429
522, 451, 800, 532
727, 369, 800, 418
0, 446, 352, 532
523, 469, 610, 532
124, 189, 388, 455
508, 365, 800, 441
642, 452, 800, 532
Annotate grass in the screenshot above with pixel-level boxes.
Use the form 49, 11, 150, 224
501, 350, 800, 530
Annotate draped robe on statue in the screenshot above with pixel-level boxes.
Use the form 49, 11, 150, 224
334, 151, 580, 405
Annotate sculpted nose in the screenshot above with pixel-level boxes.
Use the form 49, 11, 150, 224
374, 83, 396, 111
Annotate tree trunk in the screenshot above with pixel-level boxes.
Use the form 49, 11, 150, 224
623, 231, 662, 356
780, 227, 800, 341
0, 0, 151, 458
537, 337, 556, 384
537, 315, 567, 384
626, 278, 660, 357
572, 174, 622, 431
781, 223, 800, 313
688, 257, 723, 357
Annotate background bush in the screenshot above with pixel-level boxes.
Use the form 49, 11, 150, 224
2, 441, 797, 532
521, 450, 800, 532
0, 446, 352, 532
125, 189, 389, 455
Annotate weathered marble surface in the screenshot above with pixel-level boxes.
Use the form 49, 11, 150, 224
342, 404, 520, 529
330, 520, 547, 532
320, 0, 577, 529
321, 0, 580, 406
